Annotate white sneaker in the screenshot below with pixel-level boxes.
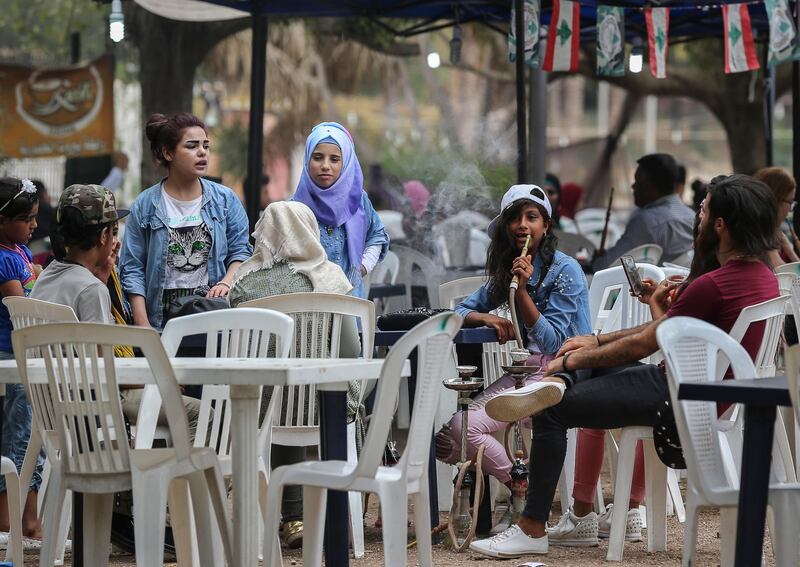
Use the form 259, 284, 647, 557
546, 508, 599, 547
597, 504, 643, 542
469, 524, 548, 558
485, 381, 566, 422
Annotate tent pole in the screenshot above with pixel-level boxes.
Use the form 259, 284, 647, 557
245, 1, 268, 234
515, 0, 528, 183
794, 5, 800, 181
765, 64, 775, 167
529, 65, 547, 184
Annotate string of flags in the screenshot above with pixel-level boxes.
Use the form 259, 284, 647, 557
508, 0, 800, 77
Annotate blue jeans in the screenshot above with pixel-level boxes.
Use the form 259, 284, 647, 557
0, 352, 43, 492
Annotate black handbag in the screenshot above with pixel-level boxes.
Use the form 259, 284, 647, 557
163, 294, 230, 322
652, 399, 687, 469
376, 307, 452, 331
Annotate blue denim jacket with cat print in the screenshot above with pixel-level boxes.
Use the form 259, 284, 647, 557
120, 178, 252, 329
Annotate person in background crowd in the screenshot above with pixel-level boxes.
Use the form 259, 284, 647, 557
229, 200, 362, 550
403, 180, 431, 219
754, 166, 799, 267
0, 177, 43, 544
30, 180, 56, 243
120, 112, 251, 329
293, 122, 389, 298
543, 173, 562, 229
675, 162, 687, 200
100, 151, 129, 193
33, 184, 203, 438
691, 178, 708, 212
559, 182, 584, 220
365, 163, 405, 211
470, 175, 779, 558
592, 154, 695, 271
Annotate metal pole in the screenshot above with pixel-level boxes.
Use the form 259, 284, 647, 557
766, 64, 775, 167
514, 0, 527, 183
70, 32, 81, 64
245, 1, 268, 234
794, 2, 800, 181
528, 66, 547, 184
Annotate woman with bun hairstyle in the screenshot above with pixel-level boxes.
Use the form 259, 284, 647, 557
120, 113, 252, 329
293, 122, 389, 298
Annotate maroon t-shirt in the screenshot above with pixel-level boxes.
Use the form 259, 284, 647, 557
666, 260, 779, 365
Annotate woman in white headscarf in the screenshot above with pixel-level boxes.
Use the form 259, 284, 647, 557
229, 200, 361, 550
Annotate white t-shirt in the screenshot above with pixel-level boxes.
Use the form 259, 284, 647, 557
162, 191, 212, 291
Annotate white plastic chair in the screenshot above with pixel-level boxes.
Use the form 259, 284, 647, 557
11, 323, 234, 567
618, 243, 663, 265
376, 210, 406, 240
239, 293, 375, 559
159, 308, 294, 562
0, 457, 22, 567
4, 296, 78, 565
666, 249, 694, 268
262, 312, 462, 567
776, 261, 800, 276
658, 317, 800, 567
660, 266, 690, 280
587, 265, 685, 561
391, 244, 446, 310
366, 250, 400, 315
553, 230, 596, 259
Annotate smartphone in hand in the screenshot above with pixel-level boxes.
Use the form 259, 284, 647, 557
620, 255, 644, 296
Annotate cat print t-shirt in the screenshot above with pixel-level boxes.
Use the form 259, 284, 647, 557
162, 191, 212, 291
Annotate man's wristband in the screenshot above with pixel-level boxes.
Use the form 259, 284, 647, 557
595, 333, 602, 347
562, 352, 572, 372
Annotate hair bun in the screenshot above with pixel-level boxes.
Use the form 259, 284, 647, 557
145, 113, 169, 143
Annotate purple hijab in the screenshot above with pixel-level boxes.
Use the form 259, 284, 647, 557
293, 122, 367, 275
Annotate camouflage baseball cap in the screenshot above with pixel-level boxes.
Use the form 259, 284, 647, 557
57, 184, 129, 225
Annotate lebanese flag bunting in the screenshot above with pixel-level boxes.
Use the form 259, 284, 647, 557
645, 7, 670, 79
543, 0, 580, 72
722, 4, 759, 73
508, 0, 542, 68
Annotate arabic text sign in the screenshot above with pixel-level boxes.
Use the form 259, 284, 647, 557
0, 55, 114, 158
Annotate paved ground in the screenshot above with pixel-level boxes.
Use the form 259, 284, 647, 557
38, 484, 775, 566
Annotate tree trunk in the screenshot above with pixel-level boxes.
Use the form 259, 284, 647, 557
126, 4, 249, 186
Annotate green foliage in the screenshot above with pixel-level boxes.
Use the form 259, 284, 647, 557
0, 0, 107, 65
215, 121, 249, 182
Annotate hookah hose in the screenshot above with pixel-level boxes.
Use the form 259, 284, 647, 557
408, 446, 486, 550
446, 444, 486, 552
509, 235, 531, 349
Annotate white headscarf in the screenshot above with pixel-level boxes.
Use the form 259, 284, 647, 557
232, 201, 353, 295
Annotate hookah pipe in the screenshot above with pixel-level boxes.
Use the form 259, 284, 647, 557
508, 235, 531, 349
597, 187, 615, 256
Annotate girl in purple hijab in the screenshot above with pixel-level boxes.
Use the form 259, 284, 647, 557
293, 122, 389, 297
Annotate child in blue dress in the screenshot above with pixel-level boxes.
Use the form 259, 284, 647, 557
0, 177, 45, 541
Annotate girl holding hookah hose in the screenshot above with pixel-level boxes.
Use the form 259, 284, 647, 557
440, 185, 591, 497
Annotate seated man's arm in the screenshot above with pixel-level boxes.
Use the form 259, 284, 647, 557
548, 316, 663, 374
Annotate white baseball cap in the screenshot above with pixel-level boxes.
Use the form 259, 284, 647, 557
487, 184, 552, 236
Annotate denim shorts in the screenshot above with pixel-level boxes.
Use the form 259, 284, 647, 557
0, 351, 43, 492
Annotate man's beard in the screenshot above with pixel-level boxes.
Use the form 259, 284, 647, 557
695, 219, 720, 261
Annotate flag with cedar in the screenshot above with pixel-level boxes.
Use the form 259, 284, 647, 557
645, 7, 669, 78
509, 0, 542, 67
543, 0, 580, 72
722, 4, 759, 73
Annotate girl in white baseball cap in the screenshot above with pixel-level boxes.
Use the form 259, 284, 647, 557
438, 184, 592, 544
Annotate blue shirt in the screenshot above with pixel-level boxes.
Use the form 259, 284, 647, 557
455, 250, 591, 355
592, 194, 695, 271
120, 178, 252, 329
316, 192, 389, 298
0, 245, 35, 352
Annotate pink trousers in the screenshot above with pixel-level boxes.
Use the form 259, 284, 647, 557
573, 428, 645, 505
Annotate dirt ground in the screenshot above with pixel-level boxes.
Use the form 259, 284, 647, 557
37, 481, 774, 566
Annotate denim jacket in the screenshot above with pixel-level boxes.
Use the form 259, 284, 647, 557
315, 192, 389, 298
120, 178, 252, 329
455, 250, 591, 355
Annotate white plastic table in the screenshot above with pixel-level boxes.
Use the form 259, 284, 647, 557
0, 357, 407, 567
